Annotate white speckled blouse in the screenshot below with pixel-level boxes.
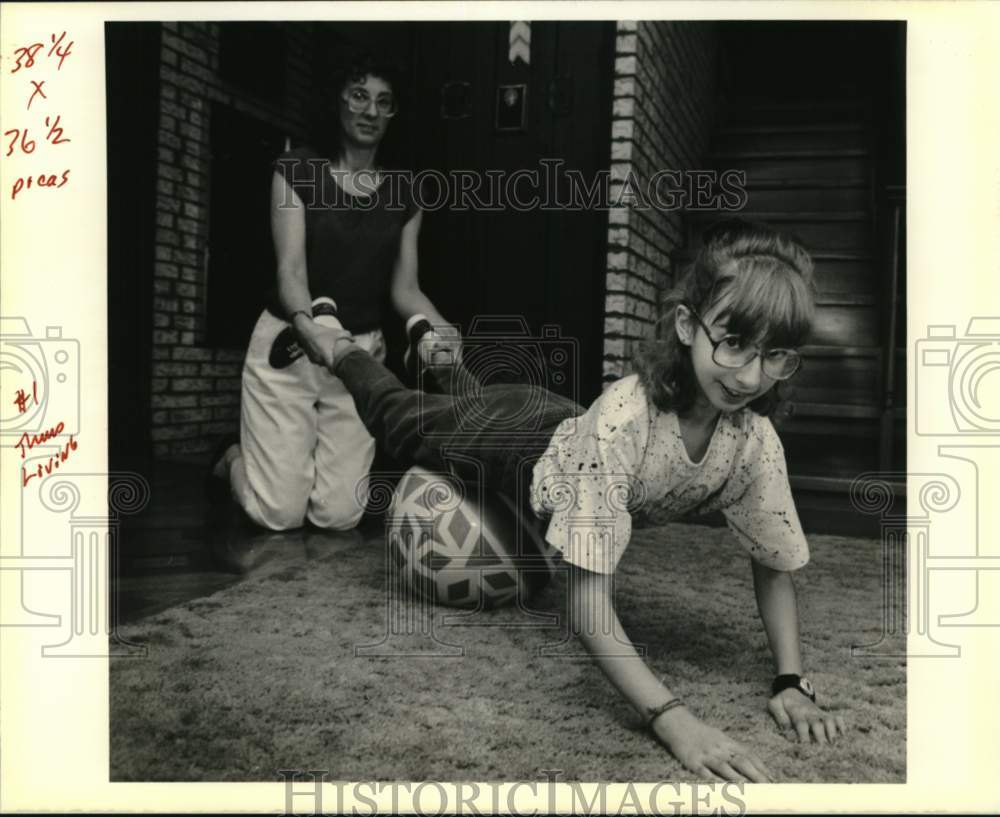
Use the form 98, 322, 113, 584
529, 374, 809, 574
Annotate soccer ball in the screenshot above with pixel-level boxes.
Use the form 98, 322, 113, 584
387, 466, 559, 608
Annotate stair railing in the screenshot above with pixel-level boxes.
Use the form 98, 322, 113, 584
879, 188, 905, 471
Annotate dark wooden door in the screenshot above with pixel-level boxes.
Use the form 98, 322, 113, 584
404, 22, 615, 406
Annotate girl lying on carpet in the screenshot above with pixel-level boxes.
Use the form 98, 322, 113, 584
321, 219, 847, 782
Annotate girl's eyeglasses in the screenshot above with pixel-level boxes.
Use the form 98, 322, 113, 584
686, 306, 803, 380
342, 87, 397, 118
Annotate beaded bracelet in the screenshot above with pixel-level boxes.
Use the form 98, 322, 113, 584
645, 697, 684, 728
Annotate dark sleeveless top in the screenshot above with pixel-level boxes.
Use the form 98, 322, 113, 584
268, 145, 418, 333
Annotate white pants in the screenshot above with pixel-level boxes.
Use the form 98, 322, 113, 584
234, 308, 385, 530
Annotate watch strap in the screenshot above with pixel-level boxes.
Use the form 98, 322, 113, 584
772, 673, 816, 702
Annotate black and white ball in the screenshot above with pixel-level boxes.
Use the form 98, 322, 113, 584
387, 466, 558, 608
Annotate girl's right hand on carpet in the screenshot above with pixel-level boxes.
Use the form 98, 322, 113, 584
652, 706, 773, 783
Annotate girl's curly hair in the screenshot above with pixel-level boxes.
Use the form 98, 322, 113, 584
633, 218, 816, 417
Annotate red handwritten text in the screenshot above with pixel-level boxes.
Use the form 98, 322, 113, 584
10, 42, 43, 74
10, 169, 71, 200
9, 31, 73, 74
44, 115, 70, 145
13, 382, 40, 414
48, 32, 73, 70
27, 80, 47, 110
5, 119, 70, 157
15, 421, 65, 459
6, 30, 75, 202
4, 127, 35, 156
21, 436, 78, 488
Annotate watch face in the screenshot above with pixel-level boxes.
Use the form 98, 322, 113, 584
800, 678, 815, 697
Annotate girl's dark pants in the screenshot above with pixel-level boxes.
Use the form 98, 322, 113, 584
334, 349, 583, 512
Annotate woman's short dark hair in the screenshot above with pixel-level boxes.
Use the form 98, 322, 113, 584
331, 48, 403, 99
318, 48, 405, 164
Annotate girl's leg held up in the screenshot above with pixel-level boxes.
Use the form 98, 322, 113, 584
333, 347, 582, 500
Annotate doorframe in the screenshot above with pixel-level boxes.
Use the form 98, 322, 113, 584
106, 22, 161, 473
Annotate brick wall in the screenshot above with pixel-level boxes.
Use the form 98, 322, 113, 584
150, 22, 317, 460
602, 21, 719, 383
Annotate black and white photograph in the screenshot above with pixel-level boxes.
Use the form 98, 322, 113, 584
104, 18, 906, 786
5, 2, 1000, 813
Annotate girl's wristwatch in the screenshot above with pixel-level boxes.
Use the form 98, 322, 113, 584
772, 674, 816, 702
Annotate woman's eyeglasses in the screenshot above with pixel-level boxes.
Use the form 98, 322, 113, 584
686, 306, 802, 380
343, 87, 397, 118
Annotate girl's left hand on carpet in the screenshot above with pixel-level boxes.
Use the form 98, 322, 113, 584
768, 689, 846, 745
